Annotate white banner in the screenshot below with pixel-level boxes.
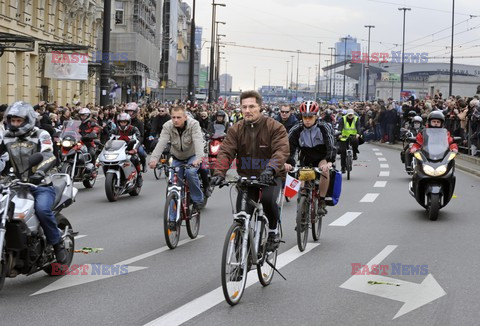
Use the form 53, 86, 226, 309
44, 53, 88, 80
147, 78, 158, 89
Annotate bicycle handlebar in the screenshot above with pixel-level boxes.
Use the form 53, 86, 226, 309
215, 177, 272, 189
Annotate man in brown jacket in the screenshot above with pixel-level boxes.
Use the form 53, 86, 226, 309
211, 90, 289, 251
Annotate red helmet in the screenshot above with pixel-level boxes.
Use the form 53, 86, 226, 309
299, 101, 319, 116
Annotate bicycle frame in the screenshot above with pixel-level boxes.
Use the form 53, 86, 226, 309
166, 165, 191, 224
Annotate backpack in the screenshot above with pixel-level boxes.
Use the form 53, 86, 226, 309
325, 169, 342, 206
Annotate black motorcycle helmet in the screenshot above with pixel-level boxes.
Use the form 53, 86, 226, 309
427, 111, 445, 128
216, 110, 226, 121
408, 110, 417, 118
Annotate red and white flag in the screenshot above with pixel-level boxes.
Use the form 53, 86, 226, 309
284, 174, 301, 198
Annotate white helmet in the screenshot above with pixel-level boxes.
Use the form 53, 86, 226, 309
78, 108, 91, 121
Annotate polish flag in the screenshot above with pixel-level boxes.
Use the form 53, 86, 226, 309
284, 174, 301, 198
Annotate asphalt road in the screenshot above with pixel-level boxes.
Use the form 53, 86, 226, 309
1, 144, 479, 326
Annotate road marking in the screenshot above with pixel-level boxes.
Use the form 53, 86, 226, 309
377, 157, 387, 162
374, 181, 387, 188
380, 164, 389, 168
372, 148, 379, 151
360, 193, 379, 203
144, 243, 321, 326
329, 212, 362, 226
74, 235, 88, 240
32, 236, 204, 296
379, 171, 390, 177
340, 245, 446, 319
375, 152, 383, 156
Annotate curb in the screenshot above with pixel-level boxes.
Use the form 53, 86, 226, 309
369, 142, 480, 178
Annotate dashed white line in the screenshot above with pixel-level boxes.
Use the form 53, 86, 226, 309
374, 181, 387, 188
372, 148, 380, 151
360, 193, 380, 202
380, 164, 390, 169
377, 157, 387, 162
375, 152, 383, 156
329, 212, 363, 226
379, 171, 390, 177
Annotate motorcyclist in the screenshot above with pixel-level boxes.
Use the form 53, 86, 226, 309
210, 90, 290, 252
0, 102, 68, 264
112, 113, 143, 186
149, 105, 206, 227
125, 102, 147, 172
285, 101, 336, 215
207, 110, 229, 134
78, 107, 100, 174
410, 111, 458, 153
338, 108, 361, 173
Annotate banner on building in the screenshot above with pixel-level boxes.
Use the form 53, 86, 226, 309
199, 70, 208, 89
147, 79, 159, 89
44, 53, 88, 80
381, 72, 401, 82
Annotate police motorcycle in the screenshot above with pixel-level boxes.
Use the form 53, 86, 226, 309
408, 128, 457, 221
57, 120, 98, 189
0, 153, 77, 291
98, 135, 142, 202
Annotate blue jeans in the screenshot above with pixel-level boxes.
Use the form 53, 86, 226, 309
30, 186, 61, 245
171, 156, 204, 205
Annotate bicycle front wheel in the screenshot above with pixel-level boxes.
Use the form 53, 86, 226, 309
311, 196, 323, 241
186, 204, 200, 239
296, 196, 309, 252
257, 221, 278, 287
347, 154, 352, 180
221, 222, 248, 306
163, 193, 181, 249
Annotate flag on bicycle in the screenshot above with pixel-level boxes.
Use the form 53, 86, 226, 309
284, 174, 301, 198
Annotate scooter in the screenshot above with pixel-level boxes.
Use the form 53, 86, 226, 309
0, 153, 77, 291
98, 136, 142, 202
408, 128, 457, 221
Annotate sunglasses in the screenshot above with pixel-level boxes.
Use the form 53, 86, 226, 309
280, 111, 290, 114
302, 115, 315, 120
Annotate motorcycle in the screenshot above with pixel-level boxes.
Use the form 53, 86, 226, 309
98, 136, 142, 202
57, 120, 98, 189
400, 128, 415, 175
0, 153, 77, 291
408, 128, 458, 221
207, 124, 227, 176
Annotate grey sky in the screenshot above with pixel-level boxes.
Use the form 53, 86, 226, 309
189, 0, 480, 91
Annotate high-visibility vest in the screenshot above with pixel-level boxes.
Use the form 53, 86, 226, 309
341, 115, 358, 141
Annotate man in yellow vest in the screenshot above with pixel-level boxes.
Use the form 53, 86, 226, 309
338, 108, 361, 173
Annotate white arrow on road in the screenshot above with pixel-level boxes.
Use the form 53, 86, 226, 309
31, 236, 204, 296
340, 245, 446, 319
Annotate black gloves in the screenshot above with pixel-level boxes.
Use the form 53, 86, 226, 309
29, 171, 45, 185
211, 175, 225, 187
258, 167, 275, 184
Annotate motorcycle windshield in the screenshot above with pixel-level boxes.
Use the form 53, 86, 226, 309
212, 124, 226, 138
422, 128, 449, 160
105, 140, 126, 151
60, 120, 81, 141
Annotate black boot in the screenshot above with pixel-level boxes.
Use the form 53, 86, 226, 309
53, 241, 68, 265
137, 173, 143, 187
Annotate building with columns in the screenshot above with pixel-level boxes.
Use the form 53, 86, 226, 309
0, 0, 103, 105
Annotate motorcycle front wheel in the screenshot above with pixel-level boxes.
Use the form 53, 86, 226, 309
428, 194, 440, 221
105, 173, 120, 202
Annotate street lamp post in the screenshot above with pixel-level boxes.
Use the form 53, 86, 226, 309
187, 0, 196, 103
328, 47, 334, 100
325, 59, 330, 100
342, 37, 347, 102
100, 0, 112, 106
290, 55, 294, 101
224, 60, 228, 95
208, 1, 225, 103
449, 0, 455, 96
364, 25, 375, 101
398, 7, 411, 99
316, 42, 322, 101
215, 30, 225, 100
295, 50, 300, 101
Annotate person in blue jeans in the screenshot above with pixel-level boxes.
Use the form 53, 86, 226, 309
149, 105, 205, 230
0, 101, 67, 264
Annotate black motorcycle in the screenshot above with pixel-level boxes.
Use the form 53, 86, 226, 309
408, 128, 457, 221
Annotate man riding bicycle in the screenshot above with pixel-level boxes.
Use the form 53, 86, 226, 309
211, 91, 290, 252
149, 105, 205, 228
285, 101, 336, 215
338, 108, 361, 173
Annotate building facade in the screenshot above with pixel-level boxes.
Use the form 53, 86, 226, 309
0, 0, 103, 105
219, 73, 232, 93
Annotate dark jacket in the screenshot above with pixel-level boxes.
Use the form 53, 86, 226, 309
275, 114, 298, 133
214, 115, 290, 179
151, 114, 171, 137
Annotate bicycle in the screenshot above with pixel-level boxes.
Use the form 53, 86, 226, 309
161, 163, 201, 249
218, 177, 285, 306
290, 167, 325, 252
344, 135, 355, 180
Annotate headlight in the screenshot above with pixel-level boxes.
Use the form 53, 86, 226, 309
447, 152, 457, 161
210, 144, 220, 153
62, 140, 73, 147
423, 164, 447, 176
104, 153, 119, 160
413, 152, 422, 161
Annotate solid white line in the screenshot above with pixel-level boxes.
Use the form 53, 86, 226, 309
375, 152, 383, 156
360, 193, 379, 203
144, 243, 321, 326
377, 157, 387, 162
372, 148, 380, 151
74, 235, 88, 240
329, 212, 362, 226
380, 164, 390, 168
379, 171, 390, 177
374, 181, 387, 188
116, 236, 204, 266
